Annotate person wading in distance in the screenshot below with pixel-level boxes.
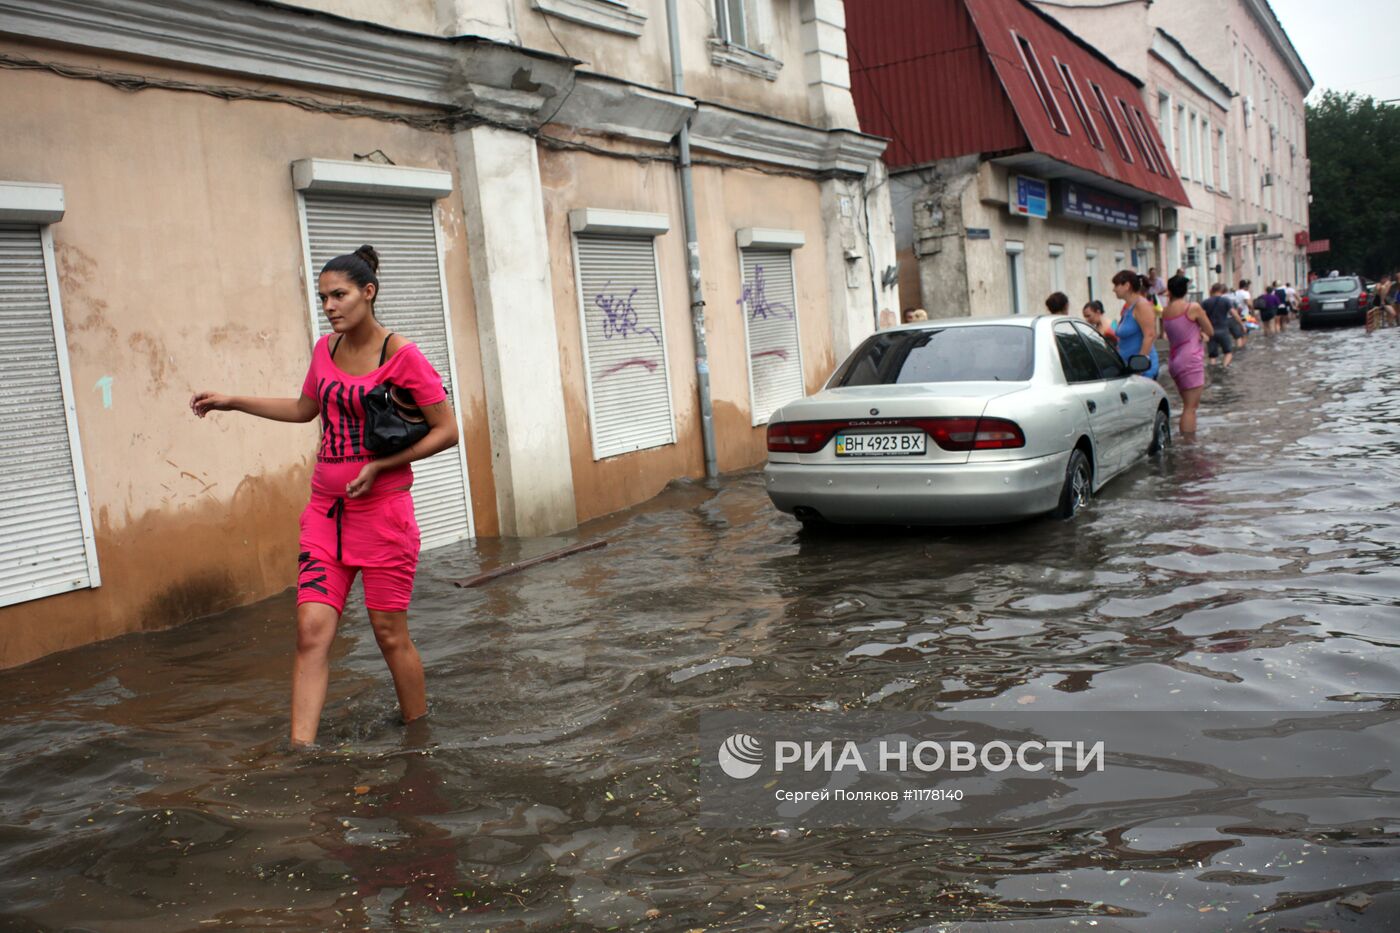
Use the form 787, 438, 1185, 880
190, 244, 459, 747
1201, 283, 1241, 368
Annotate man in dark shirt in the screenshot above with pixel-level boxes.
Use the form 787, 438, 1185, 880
1202, 282, 1240, 367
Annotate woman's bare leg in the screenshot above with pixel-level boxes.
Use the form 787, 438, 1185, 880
368, 609, 427, 723
291, 601, 341, 745
1179, 386, 1203, 435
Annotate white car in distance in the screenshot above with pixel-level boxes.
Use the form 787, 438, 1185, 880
763, 315, 1170, 526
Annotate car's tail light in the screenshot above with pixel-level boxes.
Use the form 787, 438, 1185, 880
1300, 295, 1309, 310
916, 416, 1025, 450
767, 420, 843, 453
767, 417, 1025, 453
1360, 291, 1370, 307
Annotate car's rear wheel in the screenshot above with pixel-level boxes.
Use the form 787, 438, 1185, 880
1053, 448, 1092, 520
1148, 407, 1171, 455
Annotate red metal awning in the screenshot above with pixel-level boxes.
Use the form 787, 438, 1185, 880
847, 0, 1190, 207
966, 0, 1189, 206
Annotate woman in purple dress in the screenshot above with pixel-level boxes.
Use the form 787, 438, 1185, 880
1160, 275, 1214, 435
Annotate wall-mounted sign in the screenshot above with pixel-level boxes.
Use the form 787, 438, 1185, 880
1008, 174, 1048, 219
965, 227, 992, 239
1305, 238, 1330, 254
1053, 180, 1140, 230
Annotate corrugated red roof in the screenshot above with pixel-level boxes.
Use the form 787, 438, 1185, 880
847, 0, 1026, 164
847, 0, 1189, 206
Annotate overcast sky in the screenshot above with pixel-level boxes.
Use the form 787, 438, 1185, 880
1270, 0, 1400, 104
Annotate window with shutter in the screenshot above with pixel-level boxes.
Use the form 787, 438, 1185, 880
300, 193, 473, 548
0, 223, 101, 607
573, 233, 675, 459
739, 246, 802, 425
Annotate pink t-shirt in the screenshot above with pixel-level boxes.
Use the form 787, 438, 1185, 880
300, 334, 447, 499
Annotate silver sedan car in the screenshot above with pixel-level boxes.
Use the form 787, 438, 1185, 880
764, 315, 1170, 525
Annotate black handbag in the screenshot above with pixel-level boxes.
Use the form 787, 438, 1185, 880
363, 381, 428, 455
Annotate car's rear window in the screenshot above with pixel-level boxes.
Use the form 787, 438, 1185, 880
831, 326, 1035, 386
1310, 278, 1359, 295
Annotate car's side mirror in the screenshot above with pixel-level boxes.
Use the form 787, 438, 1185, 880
1127, 354, 1151, 374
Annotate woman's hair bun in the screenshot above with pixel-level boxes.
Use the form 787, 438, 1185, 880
353, 244, 380, 274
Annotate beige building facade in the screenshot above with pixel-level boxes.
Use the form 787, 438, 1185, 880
0, 0, 897, 667
1036, 0, 1312, 290
894, 160, 1155, 319
1155, 0, 1313, 288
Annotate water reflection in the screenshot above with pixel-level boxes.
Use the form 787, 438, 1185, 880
2, 328, 1399, 930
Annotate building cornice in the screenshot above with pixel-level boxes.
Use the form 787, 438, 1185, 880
551, 71, 696, 144
1242, 0, 1312, 94
0, 0, 882, 173
0, 0, 574, 124
690, 104, 887, 175
1150, 29, 1232, 112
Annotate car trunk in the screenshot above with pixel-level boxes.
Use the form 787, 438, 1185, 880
771, 382, 1031, 466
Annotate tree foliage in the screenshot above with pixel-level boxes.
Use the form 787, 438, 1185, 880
1305, 91, 1400, 277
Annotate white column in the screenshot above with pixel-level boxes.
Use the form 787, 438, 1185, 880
455, 126, 578, 537
799, 0, 858, 129
817, 162, 896, 364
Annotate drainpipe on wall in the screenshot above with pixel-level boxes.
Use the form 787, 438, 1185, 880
664, 0, 718, 481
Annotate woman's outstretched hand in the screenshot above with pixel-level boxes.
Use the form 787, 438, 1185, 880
345, 462, 380, 499
190, 391, 233, 418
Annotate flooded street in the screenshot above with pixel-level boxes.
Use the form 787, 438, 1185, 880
3, 326, 1399, 932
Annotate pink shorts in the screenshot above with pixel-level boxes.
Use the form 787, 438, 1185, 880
297, 489, 421, 614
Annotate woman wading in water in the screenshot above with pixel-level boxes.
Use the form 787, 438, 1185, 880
1110, 270, 1160, 379
191, 245, 458, 746
1160, 274, 1214, 435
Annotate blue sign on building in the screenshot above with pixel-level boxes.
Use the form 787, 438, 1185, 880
1054, 181, 1141, 230
1008, 174, 1048, 219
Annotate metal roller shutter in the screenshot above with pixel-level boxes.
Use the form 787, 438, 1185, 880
740, 247, 803, 425
0, 224, 99, 607
573, 233, 675, 459
302, 194, 473, 548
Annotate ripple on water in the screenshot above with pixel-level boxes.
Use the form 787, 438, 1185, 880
2, 329, 1400, 930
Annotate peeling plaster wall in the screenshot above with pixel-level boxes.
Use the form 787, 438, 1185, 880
0, 44, 497, 668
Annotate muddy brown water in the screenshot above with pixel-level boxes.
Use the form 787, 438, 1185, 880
2, 326, 1398, 932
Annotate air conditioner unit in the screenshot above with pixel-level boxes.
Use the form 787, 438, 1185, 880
1207, 235, 1220, 252
1161, 207, 1178, 234
1140, 203, 1162, 230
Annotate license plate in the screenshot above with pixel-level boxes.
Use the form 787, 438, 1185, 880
835, 432, 926, 456
1323, 301, 1344, 310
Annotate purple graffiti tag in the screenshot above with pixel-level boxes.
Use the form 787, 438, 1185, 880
600, 358, 659, 379
738, 266, 793, 321
595, 283, 661, 344
750, 349, 790, 362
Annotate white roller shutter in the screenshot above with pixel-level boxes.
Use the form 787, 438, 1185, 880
301, 193, 473, 548
739, 247, 803, 425
0, 224, 100, 607
573, 233, 675, 459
